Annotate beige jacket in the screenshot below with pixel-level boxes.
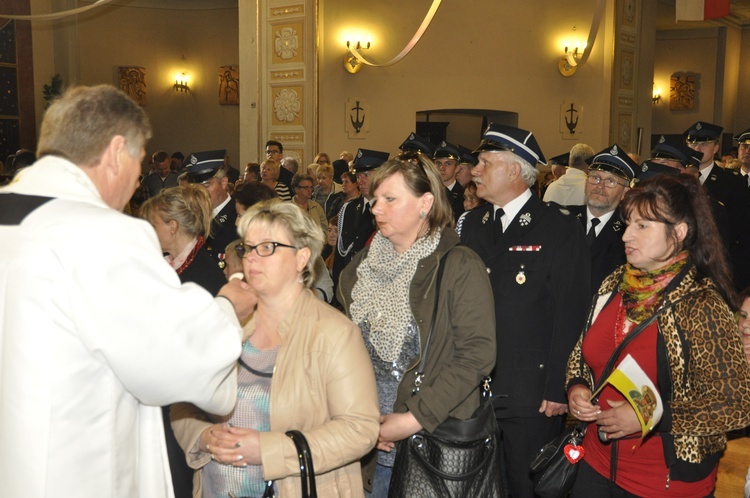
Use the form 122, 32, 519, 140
172, 289, 380, 497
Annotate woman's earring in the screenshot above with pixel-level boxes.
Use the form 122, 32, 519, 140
419, 211, 426, 219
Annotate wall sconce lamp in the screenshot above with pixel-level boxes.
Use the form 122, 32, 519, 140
652, 87, 661, 105
344, 41, 371, 74
558, 46, 582, 76
174, 72, 190, 93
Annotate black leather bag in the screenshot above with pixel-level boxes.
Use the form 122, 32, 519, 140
529, 422, 587, 498
388, 398, 503, 498
388, 252, 503, 498
261, 430, 317, 498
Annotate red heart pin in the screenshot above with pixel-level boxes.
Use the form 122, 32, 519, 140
564, 444, 584, 464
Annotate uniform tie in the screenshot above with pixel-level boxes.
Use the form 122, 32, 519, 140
494, 208, 505, 243
586, 217, 600, 247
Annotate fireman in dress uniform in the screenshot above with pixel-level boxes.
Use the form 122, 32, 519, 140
566, 145, 638, 294
458, 123, 591, 498
433, 141, 465, 222
185, 149, 237, 267
332, 148, 390, 284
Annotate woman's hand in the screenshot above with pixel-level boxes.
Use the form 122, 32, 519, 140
199, 424, 260, 466
595, 399, 641, 440
225, 426, 262, 466
199, 424, 243, 465
218, 280, 258, 322
376, 412, 422, 452
568, 385, 600, 422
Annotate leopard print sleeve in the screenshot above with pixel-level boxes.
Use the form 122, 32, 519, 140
669, 289, 750, 437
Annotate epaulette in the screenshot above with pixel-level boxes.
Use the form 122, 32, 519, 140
544, 200, 571, 216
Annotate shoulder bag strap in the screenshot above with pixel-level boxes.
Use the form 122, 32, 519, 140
412, 249, 449, 392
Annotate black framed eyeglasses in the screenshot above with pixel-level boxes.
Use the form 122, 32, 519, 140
235, 241, 297, 258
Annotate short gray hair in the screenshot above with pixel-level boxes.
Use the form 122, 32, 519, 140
38, 85, 152, 167
496, 151, 537, 188
236, 200, 323, 288
569, 143, 595, 169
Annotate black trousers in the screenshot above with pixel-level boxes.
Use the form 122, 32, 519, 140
496, 414, 565, 498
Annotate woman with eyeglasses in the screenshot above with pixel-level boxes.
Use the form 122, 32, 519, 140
291, 172, 327, 234
337, 156, 496, 497
171, 200, 379, 498
566, 174, 750, 497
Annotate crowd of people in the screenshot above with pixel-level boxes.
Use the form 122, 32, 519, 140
3, 84, 750, 498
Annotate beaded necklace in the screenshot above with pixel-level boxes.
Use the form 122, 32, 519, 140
175, 236, 206, 275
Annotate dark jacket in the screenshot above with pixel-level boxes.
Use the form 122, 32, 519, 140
446, 182, 465, 222
568, 205, 626, 294
338, 229, 496, 429
206, 198, 238, 264
566, 265, 750, 482
179, 245, 227, 297
460, 194, 591, 416
332, 196, 374, 283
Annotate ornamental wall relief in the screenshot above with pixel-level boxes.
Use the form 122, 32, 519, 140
273, 86, 303, 125
272, 23, 304, 64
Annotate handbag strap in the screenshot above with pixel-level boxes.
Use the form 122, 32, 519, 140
286, 430, 317, 498
412, 249, 449, 393
260, 431, 317, 498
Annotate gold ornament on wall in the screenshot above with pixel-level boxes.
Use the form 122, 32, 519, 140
670, 73, 698, 111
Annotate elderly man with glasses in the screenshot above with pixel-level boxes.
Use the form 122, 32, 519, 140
566, 145, 637, 294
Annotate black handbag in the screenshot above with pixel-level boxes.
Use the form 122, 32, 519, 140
530, 291, 696, 498
261, 430, 317, 498
388, 252, 504, 498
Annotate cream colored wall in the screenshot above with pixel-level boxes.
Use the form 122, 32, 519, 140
31, 2, 240, 173
317, 0, 615, 160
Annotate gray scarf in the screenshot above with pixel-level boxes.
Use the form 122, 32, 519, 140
350, 230, 441, 362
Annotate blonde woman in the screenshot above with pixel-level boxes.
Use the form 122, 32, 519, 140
260, 159, 292, 201
172, 200, 379, 497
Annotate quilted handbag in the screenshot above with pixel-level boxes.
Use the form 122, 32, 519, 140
388, 399, 503, 498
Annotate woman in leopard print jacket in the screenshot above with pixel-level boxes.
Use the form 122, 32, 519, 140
565, 175, 750, 497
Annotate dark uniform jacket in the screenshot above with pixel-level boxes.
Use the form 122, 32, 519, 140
206, 198, 238, 264
332, 196, 374, 282
446, 182, 465, 222
568, 205, 626, 294
179, 245, 228, 297
702, 164, 750, 290
460, 193, 591, 417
